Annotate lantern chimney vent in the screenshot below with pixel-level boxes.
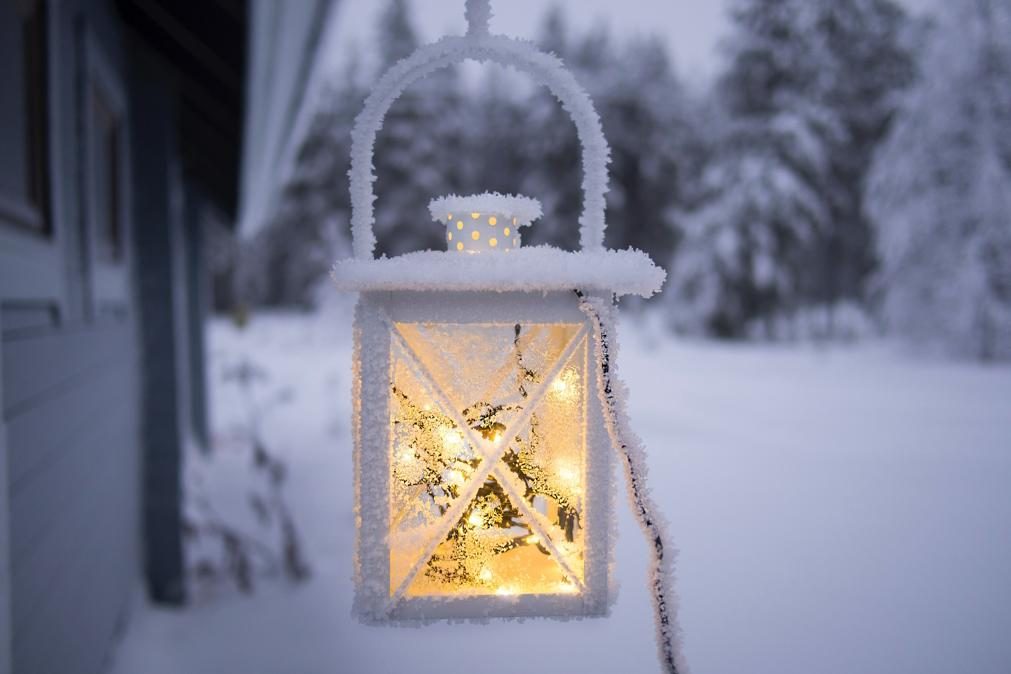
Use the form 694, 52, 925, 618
429, 192, 541, 253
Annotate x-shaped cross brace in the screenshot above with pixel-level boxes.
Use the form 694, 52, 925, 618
385, 322, 589, 613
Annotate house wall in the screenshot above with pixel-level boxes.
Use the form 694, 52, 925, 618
0, 2, 140, 672
0, 0, 202, 671
2, 315, 139, 674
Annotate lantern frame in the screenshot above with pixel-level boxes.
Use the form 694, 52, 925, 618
353, 290, 616, 621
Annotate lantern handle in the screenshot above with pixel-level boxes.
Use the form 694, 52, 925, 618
349, 26, 610, 259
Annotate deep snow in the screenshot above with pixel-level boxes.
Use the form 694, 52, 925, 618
107, 305, 1011, 674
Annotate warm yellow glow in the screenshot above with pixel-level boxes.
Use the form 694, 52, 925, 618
456, 242, 464, 251
447, 232, 453, 241
489, 238, 498, 248
557, 464, 580, 487
512, 217, 518, 225
488, 216, 497, 225
471, 230, 480, 241
471, 212, 480, 219
447, 214, 453, 221
549, 368, 579, 402
456, 220, 464, 230
389, 322, 589, 599
439, 427, 465, 454
503, 227, 511, 237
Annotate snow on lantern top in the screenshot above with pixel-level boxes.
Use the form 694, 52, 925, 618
329, 0, 666, 298
431, 192, 541, 253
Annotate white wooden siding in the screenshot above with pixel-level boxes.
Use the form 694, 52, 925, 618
2, 317, 139, 674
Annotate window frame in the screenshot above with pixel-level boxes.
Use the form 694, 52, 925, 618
82, 28, 131, 315
22, 0, 51, 233
0, 0, 64, 310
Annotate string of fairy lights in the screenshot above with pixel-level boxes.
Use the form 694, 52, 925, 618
389, 324, 584, 596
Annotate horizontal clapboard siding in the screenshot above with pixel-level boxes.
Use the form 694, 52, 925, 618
2, 318, 139, 674
2, 322, 130, 417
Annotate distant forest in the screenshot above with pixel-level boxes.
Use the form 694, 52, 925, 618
216, 0, 1011, 360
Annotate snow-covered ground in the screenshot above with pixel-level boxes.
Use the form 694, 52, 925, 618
107, 305, 1011, 674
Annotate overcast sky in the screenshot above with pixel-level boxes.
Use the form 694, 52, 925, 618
327, 0, 938, 85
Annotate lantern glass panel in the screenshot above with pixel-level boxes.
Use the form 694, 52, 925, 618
387, 321, 588, 599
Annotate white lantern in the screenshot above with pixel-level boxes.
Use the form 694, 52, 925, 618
332, 4, 683, 670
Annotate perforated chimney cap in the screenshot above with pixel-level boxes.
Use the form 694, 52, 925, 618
429, 192, 542, 227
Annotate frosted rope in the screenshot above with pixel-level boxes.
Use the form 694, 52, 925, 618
464, 0, 491, 36
577, 291, 688, 674
349, 33, 611, 259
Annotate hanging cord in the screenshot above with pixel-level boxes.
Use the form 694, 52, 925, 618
576, 290, 687, 674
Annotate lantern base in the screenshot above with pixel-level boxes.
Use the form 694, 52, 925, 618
373, 592, 610, 624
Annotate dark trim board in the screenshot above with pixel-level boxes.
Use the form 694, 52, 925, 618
0, 311, 12, 674
129, 46, 185, 604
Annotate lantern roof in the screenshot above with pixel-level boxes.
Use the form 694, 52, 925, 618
330, 246, 665, 297
428, 193, 542, 227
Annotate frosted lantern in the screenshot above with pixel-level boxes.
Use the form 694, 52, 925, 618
331, 0, 671, 632
354, 283, 611, 619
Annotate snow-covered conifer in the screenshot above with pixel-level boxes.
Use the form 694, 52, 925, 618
868, 0, 1011, 359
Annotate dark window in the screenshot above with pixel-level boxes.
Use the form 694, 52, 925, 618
22, 0, 50, 232
92, 85, 122, 261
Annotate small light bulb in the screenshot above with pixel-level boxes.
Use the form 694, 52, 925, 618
456, 242, 464, 251
440, 427, 464, 450
489, 238, 498, 247
447, 214, 453, 221
478, 568, 493, 582
503, 227, 511, 237
468, 511, 484, 527
471, 212, 480, 219
447, 231, 453, 241
495, 586, 515, 596
456, 220, 464, 230
471, 230, 480, 241
488, 216, 497, 226
558, 465, 579, 485
524, 534, 540, 545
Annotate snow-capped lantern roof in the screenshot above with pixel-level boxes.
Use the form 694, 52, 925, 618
330, 0, 666, 298
429, 192, 542, 228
